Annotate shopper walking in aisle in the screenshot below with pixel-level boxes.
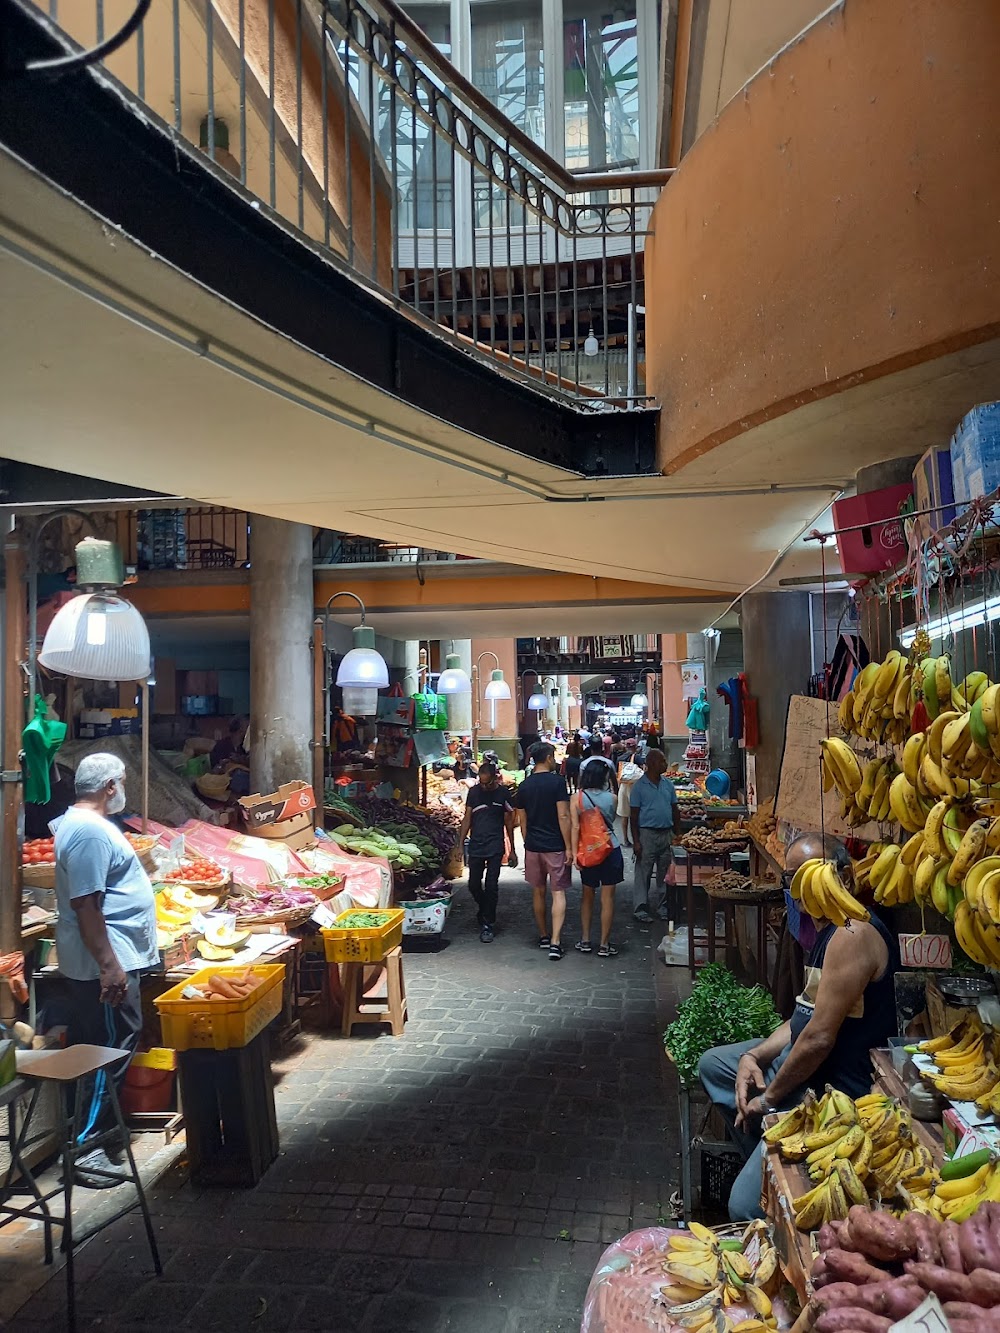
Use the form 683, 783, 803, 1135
514, 742, 573, 960
54, 754, 158, 1187
570, 763, 623, 957
579, 736, 618, 791
616, 760, 644, 847
458, 762, 517, 942
630, 749, 679, 924
563, 734, 584, 792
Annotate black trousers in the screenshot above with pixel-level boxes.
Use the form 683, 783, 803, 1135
65, 970, 144, 1144
468, 854, 502, 925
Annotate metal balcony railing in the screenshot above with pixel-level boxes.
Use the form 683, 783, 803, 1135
34, 0, 672, 406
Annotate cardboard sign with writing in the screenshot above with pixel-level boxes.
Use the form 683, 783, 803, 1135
774, 695, 885, 842
899, 933, 953, 970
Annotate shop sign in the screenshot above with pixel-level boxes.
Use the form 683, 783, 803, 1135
898, 933, 952, 969
681, 661, 705, 693
600, 636, 623, 659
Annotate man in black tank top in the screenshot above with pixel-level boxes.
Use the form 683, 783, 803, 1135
698, 832, 898, 1220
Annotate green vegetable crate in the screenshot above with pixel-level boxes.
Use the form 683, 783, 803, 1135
322, 908, 405, 963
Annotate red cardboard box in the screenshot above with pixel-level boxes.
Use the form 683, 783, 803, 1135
238, 780, 317, 830
832, 483, 913, 575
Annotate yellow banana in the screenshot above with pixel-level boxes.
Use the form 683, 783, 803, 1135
948, 818, 990, 885
820, 738, 863, 796
903, 733, 926, 788
935, 1163, 993, 1200
868, 843, 901, 891
838, 691, 857, 734
815, 860, 870, 922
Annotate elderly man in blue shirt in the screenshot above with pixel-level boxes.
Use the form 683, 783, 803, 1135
54, 754, 158, 1187
629, 749, 679, 924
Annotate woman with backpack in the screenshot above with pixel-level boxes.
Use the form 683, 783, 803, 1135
569, 762, 623, 957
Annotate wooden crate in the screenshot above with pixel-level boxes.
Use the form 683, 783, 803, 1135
761, 1145, 815, 1308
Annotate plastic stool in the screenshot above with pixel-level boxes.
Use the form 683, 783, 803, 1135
341, 946, 408, 1037
15, 1044, 162, 1331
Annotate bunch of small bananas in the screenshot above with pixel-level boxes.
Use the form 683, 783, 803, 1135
767, 1089, 933, 1232
838, 652, 913, 745
837, 754, 899, 826
854, 835, 922, 907
659, 1221, 779, 1333
915, 1013, 1000, 1113
904, 708, 1000, 800
788, 858, 870, 925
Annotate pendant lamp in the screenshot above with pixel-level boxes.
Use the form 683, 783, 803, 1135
526, 690, 548, 710
437, 653, 471, 694
483, 670, 511, 702
38, 539, 151, 682
630, 692, 649, 707
325, 591, 389, 717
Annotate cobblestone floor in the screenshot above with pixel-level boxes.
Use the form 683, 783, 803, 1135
12, 861, 685, 1331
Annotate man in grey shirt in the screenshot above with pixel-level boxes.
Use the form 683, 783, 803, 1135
54, 754, 158, 1186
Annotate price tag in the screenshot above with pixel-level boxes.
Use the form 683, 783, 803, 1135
955, 1126, 994, 1158
890, 1291, 950, 1333
899, 933, 952, 969
170, 835, 185, 861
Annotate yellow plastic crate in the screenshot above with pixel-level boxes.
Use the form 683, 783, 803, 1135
153, 964, 285, 1051
321, 908, 404, 963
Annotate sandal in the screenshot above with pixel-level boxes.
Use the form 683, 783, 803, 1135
598, 943, 619, 957
574, 940, 593, 953
548, 942, 565, 961
537, 935, 551, 949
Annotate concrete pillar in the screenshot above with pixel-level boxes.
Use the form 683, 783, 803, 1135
445, 638, 473, 733
249, 516, 315, 794
404, 639, 421, 695
558, 674, 570, 730
739, 591, 812, 804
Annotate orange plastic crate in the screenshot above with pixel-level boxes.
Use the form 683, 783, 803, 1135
321, 908, 404, 963
153, 964, 285, 1051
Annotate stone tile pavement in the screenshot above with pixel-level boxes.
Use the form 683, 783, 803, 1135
9, 860, 688, 1331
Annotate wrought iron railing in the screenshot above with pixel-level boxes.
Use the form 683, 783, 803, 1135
35, 0, 671, 405
312, 531, 471, 564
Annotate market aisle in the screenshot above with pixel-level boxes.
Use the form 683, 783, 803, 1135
13, 864, 683, 1333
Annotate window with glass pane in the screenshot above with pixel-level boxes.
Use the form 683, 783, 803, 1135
471, 0, 545, 143
563, 0, 639, 170
380, 5, 453, 231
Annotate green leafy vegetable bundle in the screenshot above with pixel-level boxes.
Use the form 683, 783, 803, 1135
664, 963, 780, 1087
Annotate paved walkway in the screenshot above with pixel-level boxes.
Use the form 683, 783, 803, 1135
11, 861, 684, 1332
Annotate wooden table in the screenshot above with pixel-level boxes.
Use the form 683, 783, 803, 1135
761, 1144, 815, 1306
870, 1047, 944, 1157
682, 848, 735, 978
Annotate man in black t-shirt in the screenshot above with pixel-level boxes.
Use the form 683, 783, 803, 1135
459, 763, 517, 943
514, 743, 573, 960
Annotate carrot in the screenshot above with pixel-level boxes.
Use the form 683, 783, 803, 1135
207, 973, 241, 999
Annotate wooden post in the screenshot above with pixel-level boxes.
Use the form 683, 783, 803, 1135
1, 527, 26, 1022
312, 616, 325, 808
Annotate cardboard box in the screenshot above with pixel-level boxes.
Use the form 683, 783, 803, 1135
832, 483, 913, 575
239, 780, 317, 830
251, 809, 314, 840
950, 402, 1000, 506
913, 446, 956, 539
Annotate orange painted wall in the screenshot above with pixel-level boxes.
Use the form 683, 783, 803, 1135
661, 634, 688, 735
645, 0, 1000, 472
470, 637, 517, 739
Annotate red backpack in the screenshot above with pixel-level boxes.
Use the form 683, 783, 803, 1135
577, 791, 613, 867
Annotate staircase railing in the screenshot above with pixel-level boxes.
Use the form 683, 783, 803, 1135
34, 0, 672, 405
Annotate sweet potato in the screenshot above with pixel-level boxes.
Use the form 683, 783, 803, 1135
937, 1220, 965, 1273
959, 1215, 1000, 1274
811, 1283, 865, 1312
823, 1249, 891, 1285
966, 1269, 1000, 1306
846, 1207, 913, 1264
813, 1309, 892, 1333
903, 1262, 971, 1303
903, 1213, 941, 1265
944, 1303, 1000, 1331
817, 1222, 841, 1253
811, 1256, 831, 1288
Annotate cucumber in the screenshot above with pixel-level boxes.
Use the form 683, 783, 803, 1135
941, 1147, 994, 1180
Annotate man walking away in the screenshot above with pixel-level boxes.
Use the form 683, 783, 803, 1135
459, 762, 517, 942
514, 743, 573, 959
630, 749, 679, 924
54, 754, 158, 1187
579, 737, 618, 792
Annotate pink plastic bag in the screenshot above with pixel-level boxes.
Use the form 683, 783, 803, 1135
663, 862, 677, 886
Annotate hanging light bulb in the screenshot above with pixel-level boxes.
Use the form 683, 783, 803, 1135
584, 325, 599, 357
483, 670, 511, 702
526, 690, 548, 710
630, 691, 649, 707
336, 625, 389, 688
437, 653, 471, 694
39, 589, 150, 682
86, 604, 108, 646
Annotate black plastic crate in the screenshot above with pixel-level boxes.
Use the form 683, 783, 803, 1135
699, 1142, 743, 1213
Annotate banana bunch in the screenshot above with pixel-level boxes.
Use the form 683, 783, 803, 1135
914, 654, 990, 720
770, 1089, 933, 1231
928, 1159, 1000, 1222
659, 1221, 780, 1333
963, 853, 1000, 930
917, 1013, 1000, 1110
788, 858, 870, 925
843, 756, 898, 826
859, 833, 923, 907
839, 652, 913, 744
953, 897, 1000, 968
887, 771, 936, 834
970, 682, 1000, 767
